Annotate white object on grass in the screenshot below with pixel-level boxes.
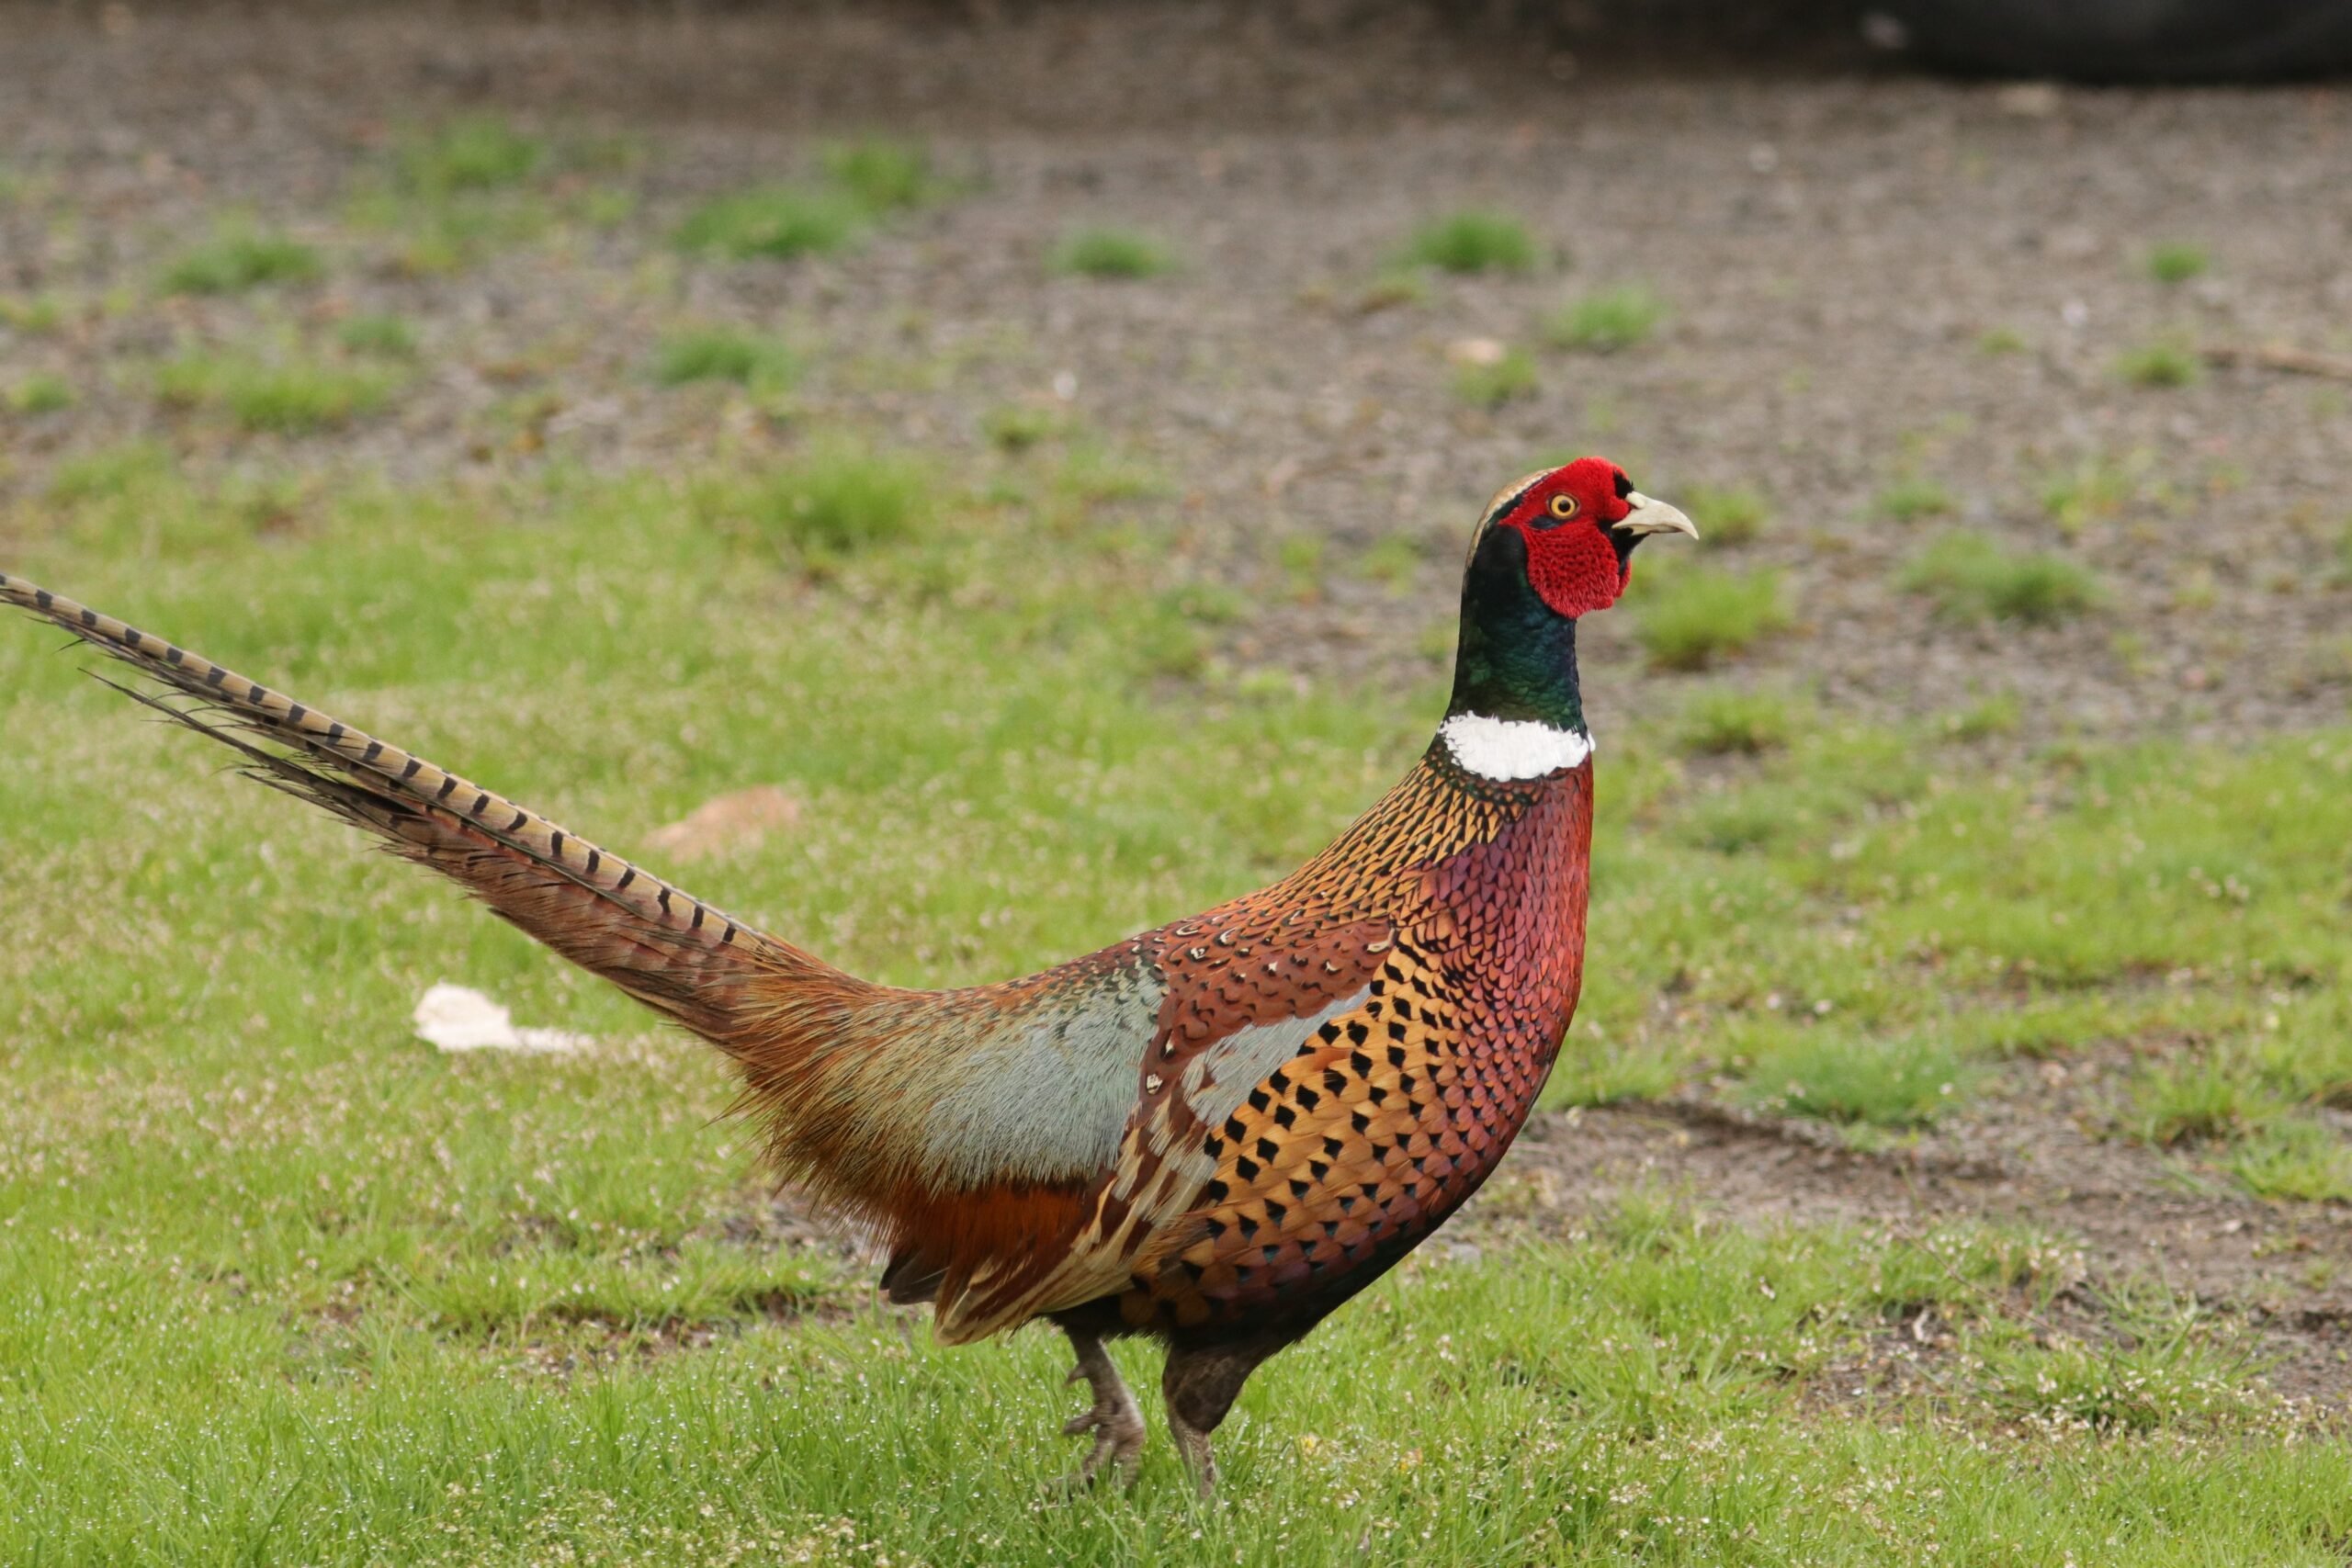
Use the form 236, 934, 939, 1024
412, 983, 589, 1055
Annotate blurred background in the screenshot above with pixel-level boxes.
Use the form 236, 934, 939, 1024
6, 0, 2351, 739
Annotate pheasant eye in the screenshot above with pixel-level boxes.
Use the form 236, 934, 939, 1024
1545, 494, 1578, 523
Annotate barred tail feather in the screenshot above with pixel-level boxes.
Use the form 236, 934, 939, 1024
1, 570, 859, 1045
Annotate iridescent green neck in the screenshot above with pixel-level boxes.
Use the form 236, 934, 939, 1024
1443, 527, 1583, 733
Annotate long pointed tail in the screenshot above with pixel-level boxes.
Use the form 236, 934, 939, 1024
1, 570, 861, 1045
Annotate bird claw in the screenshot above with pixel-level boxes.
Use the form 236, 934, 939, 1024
1052, 1357, 1145, 1493
1058, 1426, 1144, 1492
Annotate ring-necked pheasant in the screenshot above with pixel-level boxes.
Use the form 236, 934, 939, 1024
2, 457, 1690, 1494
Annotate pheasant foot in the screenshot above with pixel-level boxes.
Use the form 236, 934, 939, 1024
1056, 1330, 1145, 1489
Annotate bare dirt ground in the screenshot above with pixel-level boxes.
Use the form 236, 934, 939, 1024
1509, 1087, 2352, 1404
6, 1, 2351, 1398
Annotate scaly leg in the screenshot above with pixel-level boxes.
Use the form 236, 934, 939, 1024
1168, 1405, 1219, 1499
1058, 1327, 1146, 1488
1161, 1337, 1279, 1501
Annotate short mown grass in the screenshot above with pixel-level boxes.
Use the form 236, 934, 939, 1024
6, 372, 72, 414
395, 116, 546, 196
2114, 338, 2202, 389
2228, 1118, 2352, 1202
673, 140, 945, 268
2039, 453, 2141, 538
0, 290, 69, 333
2144, 241, 2210, 285
1677, 683, 1804, 756
820, 137, 940, 211
1732, 1021, 1987, 1128
2126, 1049, 2289, 1147
1678, 481, 1769, 547
651, 328, 798, 390
1874, 475, 1952, 524
1396, 210, 1536, 275
1904, 533, 2101, 625
342, 115, 632, 276
1544, 284, 1665, 354
1632, 564, 1789, 670
1049, 227, 1173, 280
694, 442, 927, 558
1449, 346, 1536, 408
159, 223, 323, 295
334, 311, 419, 358
7, 452, 2352, 1562
675, 187, 869, 262
152, 347, 401, 434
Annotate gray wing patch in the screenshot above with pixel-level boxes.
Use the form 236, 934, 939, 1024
914, 964, 1166, 1188
1174, 987, 1370, 1144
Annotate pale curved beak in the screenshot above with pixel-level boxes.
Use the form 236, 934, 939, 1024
1614, 491, 1700, 540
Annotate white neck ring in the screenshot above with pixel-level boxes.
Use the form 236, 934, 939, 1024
1437, 714, 1592, 781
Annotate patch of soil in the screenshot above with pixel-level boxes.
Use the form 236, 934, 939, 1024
1492, 1093, 2352, 1402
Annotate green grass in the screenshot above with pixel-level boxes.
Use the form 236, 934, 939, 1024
981, 404, 1069, 453
1678, 482, 1769, 547
2228, 1117, 2352, 1202
9, 453, 2352, 1560
2119, 992, 2352, 1191
1732, 1021, 1987, 1128
395, 116, 546, 196
2144, 241, 2211, 285
1449, 346, 1536, 408
1976, 324, 2030, 355
1939, 691, 2021, 740
159, 223, 323, 295
343, 116, 633, 277
1543, 284, 1665, 354
1903, 533, 2102, 625
1873, 475, 1952, 523
1354, 532, 1427, 593
6, 371, 72, 414
700, 442, 927, 557
352, 194, 555, 277
675, 188, 868, 262
1677, 684, 1804, 756
1346, 271, 1431, 312
2114, 339, 2202, 389
1050, 227, 1173, 279
152, 348, 401, 434
1632, 565, 1789, 670
334, 311, 419, 358
2126, 1049, 2290, 1146
651, 328, 797, 390
0, 290, 68, 333
672, 142, 943, 267
820, 137, 938, 211
2040, 453, 2140, 537
1396, 211, 1536, 275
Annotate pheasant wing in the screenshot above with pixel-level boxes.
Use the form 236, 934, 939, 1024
932, 893, 1403, 1342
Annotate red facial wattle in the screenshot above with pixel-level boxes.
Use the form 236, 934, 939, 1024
1518, 518, 1630, 618
1494, 457, 1638, 620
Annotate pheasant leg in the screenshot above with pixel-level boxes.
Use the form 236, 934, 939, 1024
1161, 1337, 1277, 1501
1058, 1328, 1145, 1487
1167, 1407, 1218, 1500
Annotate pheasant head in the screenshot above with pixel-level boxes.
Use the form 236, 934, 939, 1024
1441, 456, 1694, 777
